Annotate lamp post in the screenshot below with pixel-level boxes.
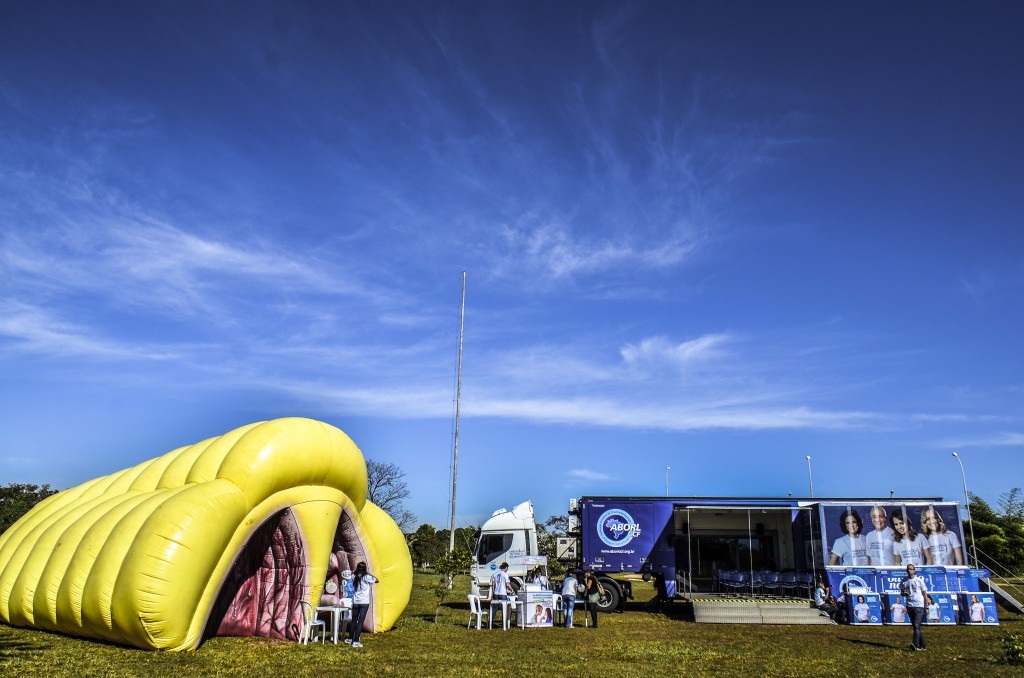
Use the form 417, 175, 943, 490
952, 452, 978, 568
806, 456, 814, 497
665, 466, 671, 497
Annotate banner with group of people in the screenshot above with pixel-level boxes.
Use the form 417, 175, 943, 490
820, 501, 966, 568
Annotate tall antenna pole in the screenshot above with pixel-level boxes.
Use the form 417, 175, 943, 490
448, 271, 466, 552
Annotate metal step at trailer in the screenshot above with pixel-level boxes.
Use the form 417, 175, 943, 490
690, 597, 832, 625
983, 578, 1024, 616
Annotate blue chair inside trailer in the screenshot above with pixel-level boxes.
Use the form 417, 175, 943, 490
779, 572, 798, 596
796, 572, 815, 598
722, 571, 750, 596
760, 571, 781, 596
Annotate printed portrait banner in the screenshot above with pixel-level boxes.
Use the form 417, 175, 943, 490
847, 593, 883, 625
882, 593, 911, 625
959, 593, 999, 625
820, 502, 966, 569
524, 591, 554, 628
926, 593, 958, 625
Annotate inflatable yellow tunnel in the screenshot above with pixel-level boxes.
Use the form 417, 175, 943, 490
0, 418, 412, 650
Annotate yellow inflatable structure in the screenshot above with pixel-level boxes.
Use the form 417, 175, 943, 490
0, 418, 412, 650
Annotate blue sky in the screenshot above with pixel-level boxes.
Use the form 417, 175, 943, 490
1, 1, 1022, 531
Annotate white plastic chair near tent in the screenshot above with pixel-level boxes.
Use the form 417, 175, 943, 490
466, 594, 489, 630
299, 600, 326, 644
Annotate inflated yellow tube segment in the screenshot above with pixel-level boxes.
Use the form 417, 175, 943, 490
0, 418, 412, 650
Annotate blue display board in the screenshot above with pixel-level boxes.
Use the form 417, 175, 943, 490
925, 593, 958, 625
959, 592, 999, 625
882, 594, 911, 625
847, 593, 883, 625
829, 566, 990, 597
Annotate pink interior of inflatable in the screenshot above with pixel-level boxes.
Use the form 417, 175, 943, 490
205, 509, 367, 641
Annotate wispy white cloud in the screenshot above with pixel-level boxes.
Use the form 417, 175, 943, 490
464, 395, 876, 431
0, 301, 183, 361
569, 468, 612, 482
941, 432, 1024, 449
620, 334, 729, 369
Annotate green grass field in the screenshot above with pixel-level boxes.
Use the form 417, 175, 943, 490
2, 574, 1021, 676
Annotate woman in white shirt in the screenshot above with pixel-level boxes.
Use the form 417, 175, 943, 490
920, 507, 963, 566
829, 509, 870, 566
344, 561, 378, 648
891, 511, 931, 566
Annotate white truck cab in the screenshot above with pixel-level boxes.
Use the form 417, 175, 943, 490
470, 501, 539, 594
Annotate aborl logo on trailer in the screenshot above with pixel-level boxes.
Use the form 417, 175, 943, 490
597, 508, 642, 547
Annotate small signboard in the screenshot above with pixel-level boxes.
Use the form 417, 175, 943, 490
847, 592, 883, 625
882, 594, 910, 625
959, 592, 999, 625
523, 591, 554, 628
925, 593, 958, 625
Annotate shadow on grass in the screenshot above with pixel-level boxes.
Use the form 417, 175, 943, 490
836, 636, 904, 651
0, 636, 49, 658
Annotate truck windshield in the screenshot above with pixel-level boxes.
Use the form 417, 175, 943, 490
476, 532, 512, 564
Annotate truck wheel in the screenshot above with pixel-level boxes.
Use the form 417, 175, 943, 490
596, 580, 620, 613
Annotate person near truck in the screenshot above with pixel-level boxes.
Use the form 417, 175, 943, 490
490, 562, 514, 628
560, 571, 579, 628
582, 570, 602, 628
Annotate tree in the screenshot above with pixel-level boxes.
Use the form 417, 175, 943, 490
435, 525, 478, 554
0, 483, 59, 534
966, 490, 1024, 574
408, 523, 444, 571
537, 514, 569, 578
365, 459, 417, 532
999, 488, 1024, 523
431, 546, 474, 622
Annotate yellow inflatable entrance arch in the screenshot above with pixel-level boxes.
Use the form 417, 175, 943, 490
0, 418, 412, 650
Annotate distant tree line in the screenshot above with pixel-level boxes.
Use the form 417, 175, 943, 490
966, 488, 1024, 574
0, 483, 59, 534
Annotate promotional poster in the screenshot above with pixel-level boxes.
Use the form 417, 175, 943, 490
959, 592, 999, 625
847, 593, 883, 625
581, 500, 674, 572
820, 502, 966, 569
523, 591, 554, 628
926, 593, 959, 625
882, 594, 911, 625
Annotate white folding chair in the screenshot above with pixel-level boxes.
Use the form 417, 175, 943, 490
552, 593, 564, 625
467, 594, 489, 630
299, 600, 326, 644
